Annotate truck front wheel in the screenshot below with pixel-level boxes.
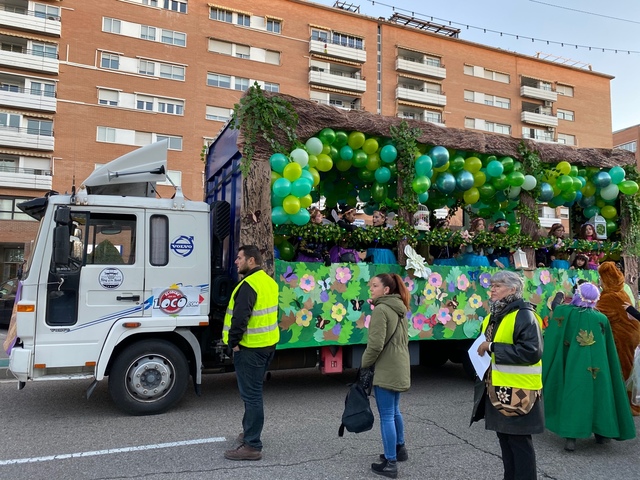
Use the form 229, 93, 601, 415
108, 339, 189, 415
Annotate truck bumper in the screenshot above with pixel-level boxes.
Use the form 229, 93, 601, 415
9, 348, 32, 382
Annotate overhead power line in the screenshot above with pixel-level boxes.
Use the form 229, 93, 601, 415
529, 0, 640, 26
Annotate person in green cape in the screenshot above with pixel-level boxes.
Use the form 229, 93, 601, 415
542, 281, 636, 452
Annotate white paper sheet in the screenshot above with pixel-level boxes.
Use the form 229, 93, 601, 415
468, 333, 491, 379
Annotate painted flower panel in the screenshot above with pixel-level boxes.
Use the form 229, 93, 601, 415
299, 274, 316, 292
457, 274, 470, 291
331, 303, 347, 322
428, 272, 443, 288
437, 308, 451, 325
452, 309, 467, 325
335, 266, 352, 284
296, 309, 312, 327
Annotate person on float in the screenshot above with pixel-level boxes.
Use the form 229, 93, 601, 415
487, 220, 512, 269
330, 203, 362, 263
537, 223, 570, 269
366, 208, 397, 264
429, 218, 458, 266
576, 222, 604, 270
295, 207, 331, 265
458, 217, 490, 267
569, 253, 589, 270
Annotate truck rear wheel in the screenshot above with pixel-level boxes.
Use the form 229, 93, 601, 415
108, 339, 189, 415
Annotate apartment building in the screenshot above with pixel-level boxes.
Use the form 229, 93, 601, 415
0, 0, 615, 281
613, 125, 640, 165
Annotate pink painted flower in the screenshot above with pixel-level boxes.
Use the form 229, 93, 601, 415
331, 303, 347, 322
296, 309, 312, 327
452, 309, 467, 325
428, 272, 443, 288
437, 308, 451, 325
403, 276, 415, 293
412, 313, 427, 330
364, 314, 371, 328
457, 274, 470, 291
335, 266, 352, 284
299, 274, 315, 292
540, 270, 551, 285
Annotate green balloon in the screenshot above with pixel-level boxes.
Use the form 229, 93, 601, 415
333, 130, 348, 148
279, 240, 296, 260
352, 150, 368, 168
358, 168, 375, 183
318, 128, 336, 145
492, 174, 509, 191
371, 182, 388, 202
359, 189, 371, 202
619, 180, 639, 195
478, 184, 496, 201
500, 157, 514, 173
449, 156, 466, 173
412, 176, 431, 194
507, 171, 525, 187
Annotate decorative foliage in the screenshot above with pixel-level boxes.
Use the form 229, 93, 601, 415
232, 83, 299, 175
390, 121, 422, 216
621, 165, 640, 256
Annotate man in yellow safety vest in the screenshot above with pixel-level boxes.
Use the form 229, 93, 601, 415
223, 245, 279, 461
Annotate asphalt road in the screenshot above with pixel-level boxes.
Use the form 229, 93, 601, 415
0, 359, 638, 480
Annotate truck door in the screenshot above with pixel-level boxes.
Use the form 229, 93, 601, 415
36, 208, 145, 368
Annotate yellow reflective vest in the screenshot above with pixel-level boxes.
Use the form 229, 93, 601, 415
223, 270, 279, 348
482, 308, 543, 390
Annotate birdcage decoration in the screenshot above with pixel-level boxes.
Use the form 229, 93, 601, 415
413, 204, 430, 231
588, 215, 607, 240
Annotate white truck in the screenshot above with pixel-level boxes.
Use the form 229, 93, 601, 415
8, 141, 232, 415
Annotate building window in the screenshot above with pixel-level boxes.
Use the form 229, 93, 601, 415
143, 0, 159, 6
263, 82, 279, 93
616, 141, 637, 153
156, 134, 182, 150
163, 0, 187, 13
234, 77, 249, 91
159, 64, 185, 80
210, 8, 232, 22
424, 55, 441, 67
556, 84, 574, 97
97, 126, 116, 143
31, 42, 57, 59
0, 197, 34, 221
101, 52, 120, 70
557, 133, 576, 146
98, 89, 119, 106
267, 19, 281, 33
29, 82, 55, 97
34, 4, 60, 20
557, 109, 574, 121
425, 111, 442, 124
235, 44, 250, 59
209, 39, 232, 55
265, 50, 280, 65
139, 60, 155, 75
140, 25, 157, 41
161, 29, 186, 46
206, 106, 232, 122
236, 14, 250, 27
0, 113, 21, 129
485, 121, 510, 135
331, 32, 363, 49
103, 18, 121, 34
136, 95, 153, 111
27, 119, 53, 136
207, 73, 231, 88
464, 64, 509, 83
311, 29, 328, 42
522, 127, 553, 142
158, 100, 184, 115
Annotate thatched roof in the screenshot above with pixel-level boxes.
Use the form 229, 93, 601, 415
248, 93, 634, 168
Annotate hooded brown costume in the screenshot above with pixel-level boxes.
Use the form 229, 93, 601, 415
596, 262, 640, 415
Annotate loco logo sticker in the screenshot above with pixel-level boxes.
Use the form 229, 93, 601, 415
99, 268, 124, 289
170, 235, 194, 257
152, 286, 201, 317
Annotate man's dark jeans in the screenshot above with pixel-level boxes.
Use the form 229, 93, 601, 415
233, 348, 275, 450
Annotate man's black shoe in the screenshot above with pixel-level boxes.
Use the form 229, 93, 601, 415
371, 459, 397, 478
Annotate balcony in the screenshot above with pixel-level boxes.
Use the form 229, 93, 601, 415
521, 111, 558, 128
0, 86, 56, 112
0, 49, 58, 74
396, 87, 446, 107
0, 7, 61, 37
309, 39, 366, 63
0, 126, 54, 151
309, 70, 366, 93
0, 165, 52, 190
396, 57, 446, 80
520, 85, 557, 102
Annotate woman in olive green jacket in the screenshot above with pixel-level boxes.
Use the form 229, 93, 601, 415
362, 273, 411, 479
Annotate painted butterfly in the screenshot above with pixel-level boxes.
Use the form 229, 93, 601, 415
351, 299, 365, 311
318, 278, 331, 291
282, 266, 297, 282
413, 294, 425, 306
445, 295, 459, 310
468, 270, 481, 282
244, 210, 261, 224
316, 315, 330, 329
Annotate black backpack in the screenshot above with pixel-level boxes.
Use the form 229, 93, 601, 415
338, 383, 375, 436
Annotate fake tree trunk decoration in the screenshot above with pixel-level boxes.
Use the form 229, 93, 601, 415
620, 196, 639, 293
519, 192, 539, 269
241, 159, 275, 276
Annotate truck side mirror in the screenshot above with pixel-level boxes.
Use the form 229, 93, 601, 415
54, 206, 71, 225
53, 225, 70, 265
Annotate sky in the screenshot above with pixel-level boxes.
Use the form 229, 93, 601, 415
314, 0, 640, 132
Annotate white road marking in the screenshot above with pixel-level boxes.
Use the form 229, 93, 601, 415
0, 437, 226, 466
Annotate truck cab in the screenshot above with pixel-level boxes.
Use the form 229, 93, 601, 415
9, 141, 213, 414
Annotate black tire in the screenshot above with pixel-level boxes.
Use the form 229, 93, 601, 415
108, 339, 189, 415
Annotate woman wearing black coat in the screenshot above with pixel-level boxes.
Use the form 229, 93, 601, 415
471, 271, 544, 480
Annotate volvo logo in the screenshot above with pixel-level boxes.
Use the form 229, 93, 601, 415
170, 235, 194, 257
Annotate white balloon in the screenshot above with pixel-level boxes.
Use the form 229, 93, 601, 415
305, 137, 324, 156
600, 184, 619, 201
508, 186, 521, 199
290, 148, 309, 168
522, 174, 537, 191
